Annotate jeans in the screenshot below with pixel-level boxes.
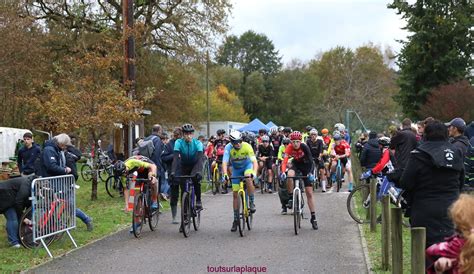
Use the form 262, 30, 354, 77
76, 208, 91, 224
3, 208, 19, 245
160, 173, 170, 195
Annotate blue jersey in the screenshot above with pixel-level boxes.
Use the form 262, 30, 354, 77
174, 138, 203, 165
222, 142, 256, 170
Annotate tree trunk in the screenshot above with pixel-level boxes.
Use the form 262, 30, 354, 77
91, 171, 98, 200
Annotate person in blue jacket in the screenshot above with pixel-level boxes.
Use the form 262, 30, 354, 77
17, 132, 41, 176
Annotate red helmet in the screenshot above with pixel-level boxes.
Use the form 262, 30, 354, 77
289, 131, 302, 141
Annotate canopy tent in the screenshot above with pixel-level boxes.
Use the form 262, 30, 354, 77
266, 121, 277, 129
237, 118, 269, 133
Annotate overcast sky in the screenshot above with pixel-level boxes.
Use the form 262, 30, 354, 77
227, 0, 410, 64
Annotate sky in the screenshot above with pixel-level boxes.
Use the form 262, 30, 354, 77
227, 0, 410, 64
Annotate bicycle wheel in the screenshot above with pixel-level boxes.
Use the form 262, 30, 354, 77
81, 164, 93, 181
202, 160, 211, 192
132, 193, 145, 238
99, 168, 109, 182
347, 184, 372, 224
181, 192, 191, 237
19, 207, 55, 248
192, 207, 201, 231
336, 167, 342, 192
293, 189, 301, 235
105, 176, 124, 198
246, 196, 253, 231
238, 191, 246, 237
260, 167, 266, 194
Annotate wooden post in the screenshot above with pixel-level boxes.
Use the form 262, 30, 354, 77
391, 207, 403, 274
370, 178, 377, 232
411, 227, 426, 274
381, 195, 390, 271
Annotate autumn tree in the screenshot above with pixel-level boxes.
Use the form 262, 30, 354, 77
418, 80, 474, 122
388, 0, 474, 118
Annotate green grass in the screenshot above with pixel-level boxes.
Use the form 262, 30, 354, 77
0, 175, 172, 272
351, 155, 412, 273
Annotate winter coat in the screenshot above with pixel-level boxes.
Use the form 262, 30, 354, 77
400, 141, 464, 247
465, 121, 474, 140
360, 138, 382, 169
38, 140, 67, 177
449, 135, 470, 157
0, 176, 33, 216
390, 128, 417, 169
17, 143, 41, 175
65, 145, 82, 180
426, 234, 465, 274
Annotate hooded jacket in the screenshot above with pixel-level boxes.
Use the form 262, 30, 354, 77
39, 140, 67, 177
401, 141, 464, 247
449, 135, 470, 157
360, 138, 382, 169
465, 121, 474, 140
390, 128, 417, 169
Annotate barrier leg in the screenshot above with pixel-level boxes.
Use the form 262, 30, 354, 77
41, 238, 53, 258
66, 229, 78, 248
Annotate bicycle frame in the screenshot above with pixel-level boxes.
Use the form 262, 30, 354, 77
287, 176, 306, 215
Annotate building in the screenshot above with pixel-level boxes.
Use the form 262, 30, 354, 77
197, 121, 248, 138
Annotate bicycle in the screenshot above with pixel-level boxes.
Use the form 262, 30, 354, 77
105, 174, 125, 198
230, 175, 254, 237
311, 160, 319, 192
347, 174, 410, 227
81, 140, 113, 182
287, 175, 307, 235
330, 156, 343, 192
130, 174, 159, 238
19, 184, 73, 248
175, 175, 202, 238
211, 160, 223, 195
201, 156, 212, 192
258, 156, 277, 194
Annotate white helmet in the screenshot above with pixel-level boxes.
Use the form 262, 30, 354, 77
309, 129, 318, 135
229, 131, 242, 143
334, 123, 346, 132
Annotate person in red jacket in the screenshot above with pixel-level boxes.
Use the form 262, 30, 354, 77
360, 136, 394, 179
426, 194, 474, 274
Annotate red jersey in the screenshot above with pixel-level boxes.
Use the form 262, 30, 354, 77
332, 140, 351, 156
281, 143, 312, 172
205, 142, 214, 158
371, 148, 394, 174
213, 138, 227, 156
323, 136, 331, 145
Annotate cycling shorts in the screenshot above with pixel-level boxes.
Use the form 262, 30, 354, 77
334, 157, 349, 168
231, 161, 254, 192
260, 158, 274, 169
289, 161, 313, 187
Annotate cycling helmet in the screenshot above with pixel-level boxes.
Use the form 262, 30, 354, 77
278, 126, 284, 132
321, 128, 329, 134
333, 133, 342, 141
305, 125, 313, 132
282, 138, 290, 145
241, 131, 248, 140
283, 127, 292, 133
229, 131, 242, 143
258, 128, 267, 134
209, 135, 216, 140
114, 160, 126, 175
216, 129, 226, 135
290, 131, 303, 141
378, 136, 391, 147
332, 130, 341, 137
261, 135, 270, 142
309, 129, 318, 135
182, 123, 195, 133
248, 131, 256, 140
270, 127, 278, 135
334, 123, 346, 132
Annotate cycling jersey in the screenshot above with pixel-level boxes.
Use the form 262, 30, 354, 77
371, 148, 395, 175
257, 144, 275, 158
306, 138, 323, 160
277, 145, 286, 161
125, 155, 154, 174
281, 143, 313, 172
174, 138, 203, 165
332, 140, 351, 157
223, 142, 257, 170
205, 142, 214, 158
270, 135, 282, 153
213, 138, 227, 157
323, 136, 331, 146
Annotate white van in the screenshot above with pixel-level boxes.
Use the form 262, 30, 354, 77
0, 127, 32, 162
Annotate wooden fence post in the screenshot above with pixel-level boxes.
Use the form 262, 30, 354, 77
391, 207, 403, 274
381, 195, 390, 271
370, 178, 377, 232
411, 227, 426, 274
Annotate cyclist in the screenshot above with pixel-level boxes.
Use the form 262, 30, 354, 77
303, 125, 313, 143
257, 128, 268, 145
321, 128, 331, 146
244, 131, 258, 152
170, 124, 204, 211
257, 135, 275, 193
277, 138, 291, 162
282, 127, 292, 138
306, 129, 326, 192
330, 133, 354, 192
270, 127, 282, 153
360, 137, 395, 179
335, 123, 351, 144
211, 129, 228, 192
117, 156, 158, 231
222, 131, 258, 232
280, 131, 318, 229
277, 137, 291, 214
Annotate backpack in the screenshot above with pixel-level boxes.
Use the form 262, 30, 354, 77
138, 136, 158, 159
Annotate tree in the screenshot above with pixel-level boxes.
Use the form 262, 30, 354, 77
418, 80, 474, 122
192, 84, 250, 122
241, 71, 267, 118
217, 30, 282, 80
388, 0, 474, 118
22, 0, 231, 58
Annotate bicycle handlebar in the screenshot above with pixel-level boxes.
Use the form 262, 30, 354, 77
173, 175, 197, 179
286, 176, 308, 179
229, 175, 254, 180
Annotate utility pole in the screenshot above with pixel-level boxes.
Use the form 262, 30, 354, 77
206, 51, 210, 138
123, 0, 135, 157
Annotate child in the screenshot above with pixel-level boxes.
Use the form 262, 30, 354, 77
426, 194, 474, 274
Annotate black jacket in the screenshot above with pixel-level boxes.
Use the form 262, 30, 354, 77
38, 140, 67, 177
65, 145, 82, 180
465, 121, 474, 140
360, 138, 382, 169
449, 135, 470, 157
390, 128, 417, 169
0, 176, 33, 216
17, 143, 41, 175
306, 139, 323, 160
400, 141, 464, 247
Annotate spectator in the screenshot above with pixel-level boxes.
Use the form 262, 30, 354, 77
426, 194, 474, 274
161, 132, 169, 145
161, 127, 182, 224
446, 117, 470, 157
360, 131, 382, 169
416, 121, 424, 142
465, 137, 474, 187
0, 176, 33, 248
144, 124, 165, 200
355, 132, 368, 157
39, 134, 93, 231
401, 120, 464, 248
465, 120, 474, 140
389, 118, 417, 184
17, 132, 41, 176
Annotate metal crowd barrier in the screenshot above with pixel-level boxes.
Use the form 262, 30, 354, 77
31, 175, 78, 257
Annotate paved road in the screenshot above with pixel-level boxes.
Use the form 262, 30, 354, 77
33, 186, 367, 273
